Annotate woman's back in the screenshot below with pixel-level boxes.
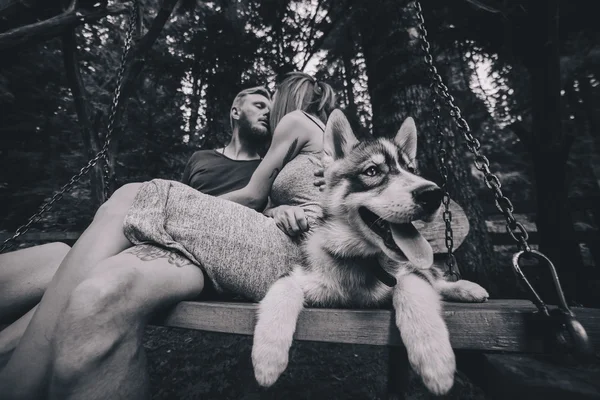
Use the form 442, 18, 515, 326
269, 110, 326, 225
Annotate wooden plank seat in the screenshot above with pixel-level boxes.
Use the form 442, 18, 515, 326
152, 299, 600, 353
150, 299, 600, 398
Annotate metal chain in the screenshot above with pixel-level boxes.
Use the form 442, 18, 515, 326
103, 0, 139, 199
413, 1, 531, 253
433, 95, 460, 280
0, 1, 139, 254
410, 3, 593, 361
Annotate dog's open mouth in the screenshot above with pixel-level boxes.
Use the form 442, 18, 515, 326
358, 207, 433, 269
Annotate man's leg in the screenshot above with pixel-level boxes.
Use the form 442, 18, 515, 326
0, 305, 37, 371
0, 183, 143, 399
0, 242, 70, 321
48, 245, 204, 400
0, 243, 69, 369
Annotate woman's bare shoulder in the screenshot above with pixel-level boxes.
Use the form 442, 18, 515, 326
276, 110, 322, 134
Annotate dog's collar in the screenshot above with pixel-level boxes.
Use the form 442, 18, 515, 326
371, 263, 397, 287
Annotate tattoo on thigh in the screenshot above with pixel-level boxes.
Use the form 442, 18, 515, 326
126, 245, 194, 268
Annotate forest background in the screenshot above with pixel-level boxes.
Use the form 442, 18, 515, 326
1, 0, 599, 398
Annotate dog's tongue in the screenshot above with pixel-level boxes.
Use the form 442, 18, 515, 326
390, 223, 433, 269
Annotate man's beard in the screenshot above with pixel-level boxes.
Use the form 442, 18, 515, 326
239, 115, 270, 147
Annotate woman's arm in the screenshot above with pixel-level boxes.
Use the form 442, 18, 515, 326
220, 112, 311, 210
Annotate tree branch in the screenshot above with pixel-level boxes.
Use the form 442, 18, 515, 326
62, 25, 106, 204
0, 2, 128, 51
297, 0, 323, 65
464, 0, 505, 14
300, 6, 345, 71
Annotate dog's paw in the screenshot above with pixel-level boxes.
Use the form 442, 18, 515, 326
408, 336, 456, 395
251, 335, 290, 387
442, 279, 489, 303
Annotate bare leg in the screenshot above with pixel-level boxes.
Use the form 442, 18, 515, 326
0, 305, 37, 370
48, 245, 204, 400
0, 183, 143, 400
0, 242, 70, 321
0, 243, 70, 369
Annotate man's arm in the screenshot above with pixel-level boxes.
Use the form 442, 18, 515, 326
219, 112, 310, 210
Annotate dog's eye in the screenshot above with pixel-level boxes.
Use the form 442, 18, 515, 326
363, 166, 379, 177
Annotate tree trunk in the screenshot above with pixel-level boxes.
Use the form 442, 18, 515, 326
524, 0, 582, 304
357, 0, 505, 296
62, 28, 105, 207
102, 0, 180, 195
340, 37, 361, 136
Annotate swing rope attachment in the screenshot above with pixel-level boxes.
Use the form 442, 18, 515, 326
413, 0, 594, 362
0, 0, 139, 254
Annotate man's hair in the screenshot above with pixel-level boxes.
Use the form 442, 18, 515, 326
269, 72, 336, 132
230, 86, 271, 129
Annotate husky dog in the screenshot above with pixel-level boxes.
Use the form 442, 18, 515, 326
252, 110, 489, 395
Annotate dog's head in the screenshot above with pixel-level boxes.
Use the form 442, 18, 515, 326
320, 110, 442, 268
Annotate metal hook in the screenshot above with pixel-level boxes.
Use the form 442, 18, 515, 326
512, 250, 569, 316
512, 249, 594, 362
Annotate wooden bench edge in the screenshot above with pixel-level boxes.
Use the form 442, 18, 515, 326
151, 299, 600, 353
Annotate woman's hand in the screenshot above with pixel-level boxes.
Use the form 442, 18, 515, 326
266, 205, 309, 236
313, 167, 325, 191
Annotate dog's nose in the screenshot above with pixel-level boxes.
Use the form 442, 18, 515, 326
413, 186, 443, 213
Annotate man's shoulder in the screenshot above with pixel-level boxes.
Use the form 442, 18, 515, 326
188, 149, 218, 162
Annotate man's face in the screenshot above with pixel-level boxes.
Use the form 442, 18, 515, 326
236, 94, 271, 141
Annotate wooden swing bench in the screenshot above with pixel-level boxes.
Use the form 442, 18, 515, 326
149, 250, 600, 400
154, 297, 600, 353
152, 293, 600, 399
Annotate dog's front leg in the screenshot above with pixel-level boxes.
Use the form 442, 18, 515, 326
434, 279, 489, 303
252, 270, 305, 387
393, 273, 455, 395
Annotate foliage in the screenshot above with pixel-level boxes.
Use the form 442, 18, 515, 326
1, 0, 599, 298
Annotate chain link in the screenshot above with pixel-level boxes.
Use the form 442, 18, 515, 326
413, 1, 531, 253
411, 3, 595, 357
433, 93, 460, 280
103, 0, 139, 199
0, 1, 139, 254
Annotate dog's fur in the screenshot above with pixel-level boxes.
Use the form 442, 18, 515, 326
251, 110, 489, 395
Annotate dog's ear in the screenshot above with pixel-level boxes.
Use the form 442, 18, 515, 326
323, 109, 358, 166
394, 117, 417, 163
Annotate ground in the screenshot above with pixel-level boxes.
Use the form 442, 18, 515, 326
144, 326, 491, 400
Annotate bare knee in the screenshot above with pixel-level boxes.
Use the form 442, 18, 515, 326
57, 263, 144, 333
51, 265, 143, 383
40, 242, 71, 260
37, 241, 71, 281
93, 182, 144, 222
